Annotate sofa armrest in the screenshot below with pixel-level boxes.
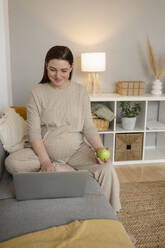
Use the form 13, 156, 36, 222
0, 141, 6, 179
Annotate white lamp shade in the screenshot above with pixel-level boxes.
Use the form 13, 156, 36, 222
81, 52, 106, 72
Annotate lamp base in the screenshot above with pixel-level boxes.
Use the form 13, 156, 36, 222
86, 72, 101, 96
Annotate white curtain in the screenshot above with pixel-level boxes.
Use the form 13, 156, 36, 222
0, 0, 12, 112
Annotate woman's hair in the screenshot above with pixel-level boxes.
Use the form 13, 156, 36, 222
39, 46, 74, 84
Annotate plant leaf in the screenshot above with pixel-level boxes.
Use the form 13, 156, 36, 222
147, 37, 158, 79
158, 55, 165, 79
120, 102, 141, 118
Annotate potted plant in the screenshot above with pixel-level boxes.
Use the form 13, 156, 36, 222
120, 102, 141, 130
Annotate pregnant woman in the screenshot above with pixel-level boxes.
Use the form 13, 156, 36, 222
5, 45, 121, 213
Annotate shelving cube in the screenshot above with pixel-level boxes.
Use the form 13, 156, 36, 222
90, 93, 165, 165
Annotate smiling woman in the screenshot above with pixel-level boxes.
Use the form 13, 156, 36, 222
46, 59, 73, 89
40, 46, 74, 86
5, 45, 121, 214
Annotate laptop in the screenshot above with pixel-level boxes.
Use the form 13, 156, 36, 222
13, 170, 89, 201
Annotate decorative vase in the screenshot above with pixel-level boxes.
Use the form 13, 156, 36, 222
151, 79, 162, 96
121, 117, 136, 130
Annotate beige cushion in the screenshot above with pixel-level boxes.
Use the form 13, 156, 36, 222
91, 103, 114, 122
0, 107, 27, 153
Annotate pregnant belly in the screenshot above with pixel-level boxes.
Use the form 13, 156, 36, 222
43, 131, 83, 162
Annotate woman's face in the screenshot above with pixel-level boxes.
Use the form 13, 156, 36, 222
46, 59, 73, 87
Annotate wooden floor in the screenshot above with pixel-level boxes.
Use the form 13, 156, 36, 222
115, 162, 165, 183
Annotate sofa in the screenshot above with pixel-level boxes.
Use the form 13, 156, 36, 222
0, 140, 118, 239
0, 108, 134, 247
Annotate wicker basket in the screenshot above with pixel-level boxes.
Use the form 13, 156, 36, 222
115, 133, 143, 161
92, 113, 109, 131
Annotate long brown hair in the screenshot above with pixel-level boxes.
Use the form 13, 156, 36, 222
40, 46, 73, 84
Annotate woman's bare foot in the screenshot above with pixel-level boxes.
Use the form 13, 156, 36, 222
128, 233, 136, 245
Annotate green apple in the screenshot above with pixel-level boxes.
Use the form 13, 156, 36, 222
97, 148, 111, 162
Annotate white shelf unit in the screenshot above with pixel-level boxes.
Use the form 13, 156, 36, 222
90, 93, 165, 165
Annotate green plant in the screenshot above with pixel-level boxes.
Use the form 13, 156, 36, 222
120, 102, 141, 118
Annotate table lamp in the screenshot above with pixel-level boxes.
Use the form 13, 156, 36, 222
81, 52, 106, 96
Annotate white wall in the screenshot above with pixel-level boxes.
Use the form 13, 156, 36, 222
8, 0, 165, 105
0, 0, 12, 111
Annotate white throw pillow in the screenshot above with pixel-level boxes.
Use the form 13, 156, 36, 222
0, 107, 28, 153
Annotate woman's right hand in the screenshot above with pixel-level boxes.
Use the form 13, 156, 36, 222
39, 161, 56, 172
95, 147, 111, 165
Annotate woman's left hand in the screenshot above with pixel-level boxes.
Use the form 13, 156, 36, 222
94, 147, 110, 165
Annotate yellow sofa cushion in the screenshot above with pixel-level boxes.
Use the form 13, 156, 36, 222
11, 106, 27, 120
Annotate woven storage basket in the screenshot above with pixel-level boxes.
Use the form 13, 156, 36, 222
115, 133, 143, 161
92, 113, 109, 131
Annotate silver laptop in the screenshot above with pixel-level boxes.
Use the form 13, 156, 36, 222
13, 170, 89, 201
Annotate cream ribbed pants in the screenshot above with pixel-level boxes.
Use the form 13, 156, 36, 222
5, 142, 121, 212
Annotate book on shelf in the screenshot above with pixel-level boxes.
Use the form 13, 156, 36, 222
146, 120, 165, 130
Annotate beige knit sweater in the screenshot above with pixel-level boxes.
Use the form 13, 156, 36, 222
27, 81, 97, 162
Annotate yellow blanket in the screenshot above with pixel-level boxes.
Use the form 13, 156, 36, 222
0, 219, 134, 248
